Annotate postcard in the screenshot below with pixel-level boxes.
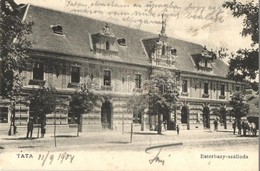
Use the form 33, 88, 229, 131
0, 0, 258, 170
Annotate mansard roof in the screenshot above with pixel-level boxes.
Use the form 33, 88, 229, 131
23, 4, 229, 78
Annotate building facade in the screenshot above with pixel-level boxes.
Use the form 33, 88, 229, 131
0, 4, 246, 133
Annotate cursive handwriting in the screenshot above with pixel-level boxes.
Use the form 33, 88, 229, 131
146, 143, 183, 165
38, 151, 75, 166
149, 148, 165, 165
185, 3, 224, 23
66, 0, 226, 28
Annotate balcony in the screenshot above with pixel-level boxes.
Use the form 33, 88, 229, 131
133, 88, 142, 93
202, 94, 209, 98
28, 79, 46, 86
68, 82, 79, 88
181, 92, 189, 96
219, 95, 226, 99
101, 85, 112, 91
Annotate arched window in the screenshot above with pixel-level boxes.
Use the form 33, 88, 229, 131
106, 41, 110, 50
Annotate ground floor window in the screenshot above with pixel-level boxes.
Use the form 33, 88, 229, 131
0, 107, 8, 123
101, 101, 112, 129
133, 108, 141, 124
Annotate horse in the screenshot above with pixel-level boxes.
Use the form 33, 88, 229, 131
250, 122, 257, 136
242, 121, 257, 136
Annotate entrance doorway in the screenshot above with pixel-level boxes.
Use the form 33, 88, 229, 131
163, 112, 170, 130
220, 107, 227, 129
181, 106, 188, 124
203, 106, 210, 128
101, 101, 112, 129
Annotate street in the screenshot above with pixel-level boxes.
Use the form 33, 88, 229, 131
0, 129, 258, 171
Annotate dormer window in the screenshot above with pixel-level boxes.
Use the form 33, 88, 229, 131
51, 24, 63, 35
117, 38, 126, 46
171, 49, 177, 55
106, 41, 110, 50
162, 44, 166, 55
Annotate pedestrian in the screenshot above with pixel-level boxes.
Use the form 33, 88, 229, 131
176, 124, 180, 135
237, 120, 242, 135
242, 121, 247, 136
163, 120, 167, 131
232, 120, 236, 135
213, 119, 218, 132
26, 117, 34, 139
40, 120, 46, 138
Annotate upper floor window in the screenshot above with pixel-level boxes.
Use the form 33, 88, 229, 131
220, 85, 225, 96
135, 74, 142, 89
205, 60, 208, 68
106, 41, 110, 50
71, 66, 80, 83
104, 70, 111, 86
33, 63, 44, 80
204, 83, 209, 94
182, 80, 188, 93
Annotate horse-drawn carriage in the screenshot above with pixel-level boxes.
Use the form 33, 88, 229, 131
241, 120, 258, 136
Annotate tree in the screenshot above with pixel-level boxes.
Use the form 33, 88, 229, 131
128, 72, 179, 134
222, 0, 259, 90
28, 85, 58, 137
69, 81, 99, 136
229, 92, 249, 121
1, 0, 33, 135
1, 0, 33, 98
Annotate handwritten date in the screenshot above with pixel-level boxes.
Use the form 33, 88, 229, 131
38, 151, 75, 166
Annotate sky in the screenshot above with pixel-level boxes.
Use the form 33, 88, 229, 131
15, 0, 256, 61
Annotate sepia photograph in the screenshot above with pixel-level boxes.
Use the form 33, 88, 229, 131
0, 0, 259, 170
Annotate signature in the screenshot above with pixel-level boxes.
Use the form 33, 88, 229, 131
146, 143, 183, 165
149, 148, 165, 165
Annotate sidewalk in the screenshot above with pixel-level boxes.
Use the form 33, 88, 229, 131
0, 128, 258, 152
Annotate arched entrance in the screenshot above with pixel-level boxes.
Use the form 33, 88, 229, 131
181, 106, 188, 124
220, 107, 227, 129
101, 100, 112, 129
181, 106, 190, 130
163, 111, 170, 130
202, 106, 210, 128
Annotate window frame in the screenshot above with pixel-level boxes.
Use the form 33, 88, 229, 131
103, 70, 111, 86
33, 62, 44, 80
135, 74, 142, 89
71, 66, 80, 83
182, 80, 188, 93
235, 86, 240, 92
204, 82, 209, 95
105, 41, 110, 50
0, 107, 8, 123
220, 84, 225, 96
